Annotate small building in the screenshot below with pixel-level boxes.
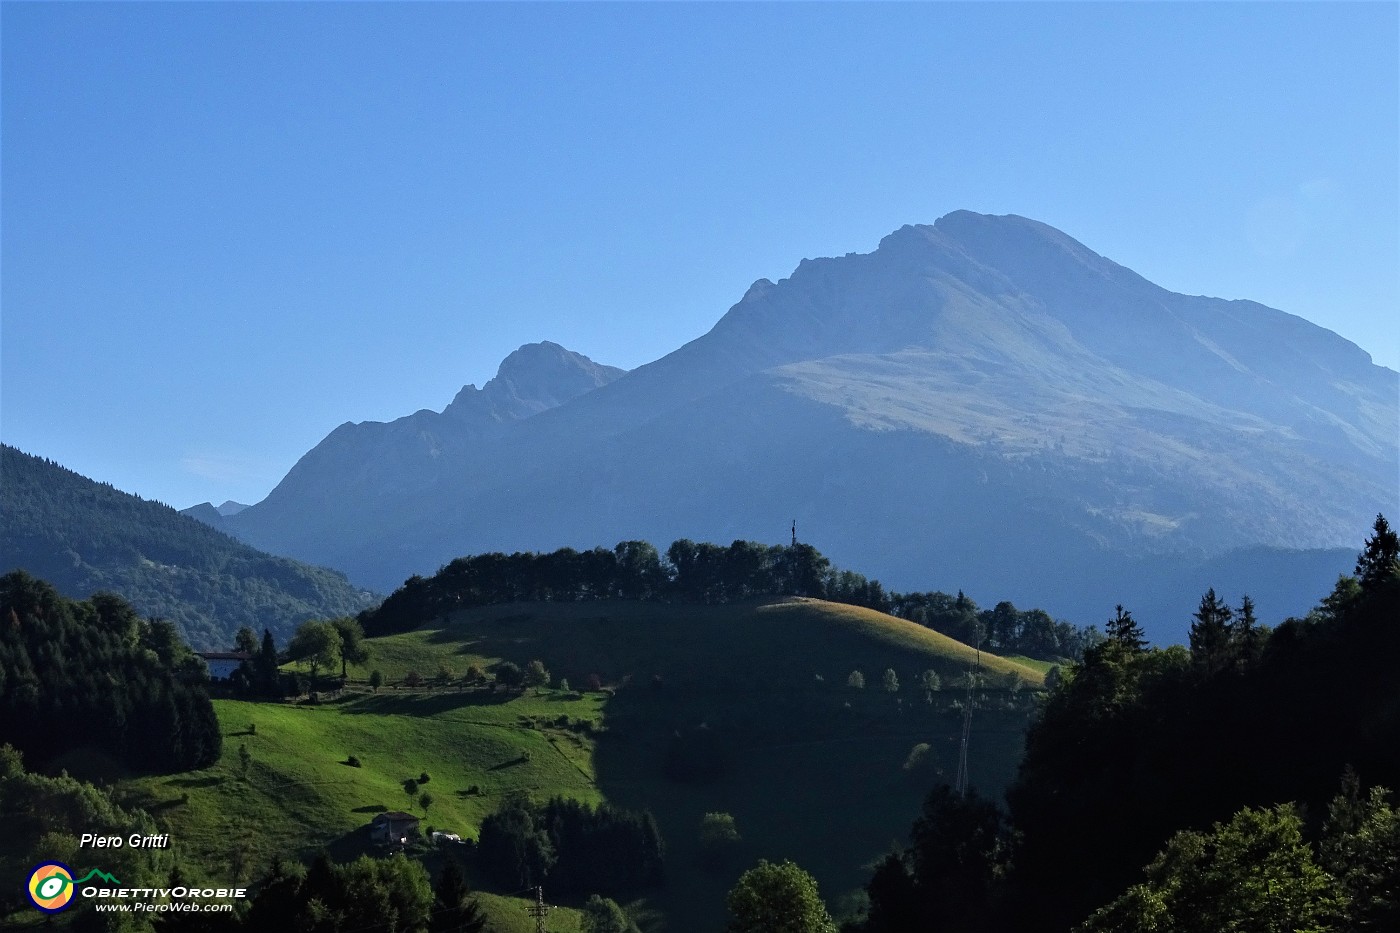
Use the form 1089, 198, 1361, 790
370, 811, 420, 846
197, 652, 252, 681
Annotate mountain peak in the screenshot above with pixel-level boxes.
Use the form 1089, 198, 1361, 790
495, 340, 599, 381
446, 342, 626, 423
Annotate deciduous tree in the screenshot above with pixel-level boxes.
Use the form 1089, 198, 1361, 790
581, 894, 639, 933
1079, 804, 1340, 933
726, 859, 836, 933
332, 616, 369, 678
287, 619, 341, 682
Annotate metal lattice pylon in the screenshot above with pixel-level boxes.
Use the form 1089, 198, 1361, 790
525, 886, 552, 933
954, 635, 982, 797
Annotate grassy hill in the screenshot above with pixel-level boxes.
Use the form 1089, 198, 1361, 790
351, 596, 1043, 690
111, 598, 1041, 931
0, 445, 377, 649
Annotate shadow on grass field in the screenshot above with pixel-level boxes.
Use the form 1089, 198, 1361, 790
589, 680, 1033, 932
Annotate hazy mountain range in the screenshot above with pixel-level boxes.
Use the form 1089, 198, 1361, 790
199, 211, 1395, 642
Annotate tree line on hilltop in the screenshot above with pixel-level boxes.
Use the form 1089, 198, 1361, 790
362, 539, 1094, 660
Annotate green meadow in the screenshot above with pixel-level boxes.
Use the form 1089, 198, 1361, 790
349, 596, 1043, 690
118, 598, 1043, 932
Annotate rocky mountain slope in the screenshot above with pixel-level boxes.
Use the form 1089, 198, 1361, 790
223, 212, 1397, 640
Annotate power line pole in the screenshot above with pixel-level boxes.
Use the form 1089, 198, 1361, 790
525, 886, 552, 933
955, 631, 982, 798
791, 519, 797, 547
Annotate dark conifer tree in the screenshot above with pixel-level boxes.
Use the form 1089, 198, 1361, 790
860, 852, 921, 933
1233, 595, 1265, 667
256, 628, 280, 696
1105, 605, 1147, 653
1189, 588, 1234, 673
854, 786, 1005, 933
1355, 513, 1400, 593
432, 857, 488, 933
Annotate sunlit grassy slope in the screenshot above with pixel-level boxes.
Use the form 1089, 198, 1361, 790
353, 596, 1044, 690
122, 598, 1041, 932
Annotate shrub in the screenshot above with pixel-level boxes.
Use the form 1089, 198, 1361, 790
581, 894, 640, 933
525, 659, 551, 688
847, 670, 866, 689
346, 755, 362, 768
883, 669, 900, 692
698, 812, 742, 868
901, 743, 932, 773
495, 661, 524, 689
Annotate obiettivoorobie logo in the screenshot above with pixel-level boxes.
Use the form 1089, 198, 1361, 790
26, 862, 121, 914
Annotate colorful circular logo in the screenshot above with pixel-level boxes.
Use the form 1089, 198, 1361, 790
27, 862, 76, 913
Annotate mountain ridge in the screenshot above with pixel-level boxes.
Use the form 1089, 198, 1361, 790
222, 212, 1396, 640
0, 444, 377, 649
239, 341, 626, 520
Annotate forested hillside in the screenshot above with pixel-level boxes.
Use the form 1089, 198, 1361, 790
0, 445, 376, 648
844, 516, 1400, 933
0, 571, 221, 773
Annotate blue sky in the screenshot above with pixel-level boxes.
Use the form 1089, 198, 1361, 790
3, 2, 1396, 510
